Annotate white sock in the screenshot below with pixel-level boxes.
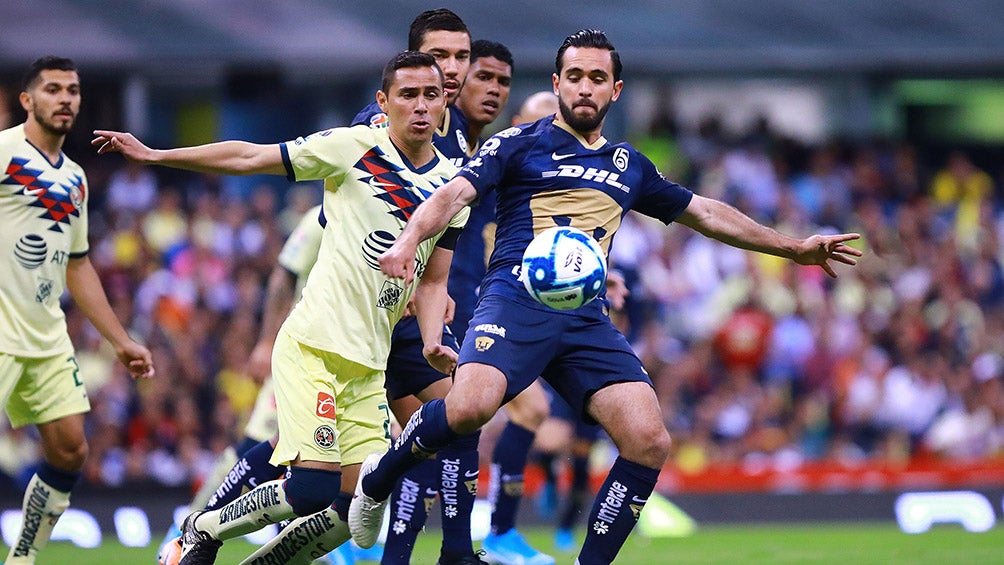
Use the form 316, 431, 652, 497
5, 474, 72, 564
195, 479, 296, 541
238, 507, 350, 565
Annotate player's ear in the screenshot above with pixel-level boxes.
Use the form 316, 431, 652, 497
376, 90, 388, 113
611, 80, 624, 102
18, 91, 32, 112
551, 73, 559, 96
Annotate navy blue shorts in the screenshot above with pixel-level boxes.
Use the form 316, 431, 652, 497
459, 294, 652, 425
540, 379, 603, 442
384, 316, 458, 400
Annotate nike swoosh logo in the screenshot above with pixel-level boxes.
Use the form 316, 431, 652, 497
464, 470, 479, 478
368, 177, 397, 188
551, 151, 575, 160
631, 496, 648, 504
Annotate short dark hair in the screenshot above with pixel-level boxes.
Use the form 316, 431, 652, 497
555, 29, 621, 82
471, 39, 514, 74
408, 8, 468, 50
381, 51, 443, 93
23, 55, 76, 91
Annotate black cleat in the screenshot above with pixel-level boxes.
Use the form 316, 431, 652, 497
177, 511, 222, 565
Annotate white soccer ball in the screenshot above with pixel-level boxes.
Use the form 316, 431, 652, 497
521, 226, 607, 310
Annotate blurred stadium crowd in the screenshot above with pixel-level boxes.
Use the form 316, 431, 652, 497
1, 104, 1003, 493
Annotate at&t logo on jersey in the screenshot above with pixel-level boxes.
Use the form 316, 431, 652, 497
14, 234, 47, 269
542, 165, 630, 193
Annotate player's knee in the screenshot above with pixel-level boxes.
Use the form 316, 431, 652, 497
446, 400, 494, 434
49, 438, 88, 471
622, 425, 671, 468
507, 397, 549, 430
284, 467, 343, 516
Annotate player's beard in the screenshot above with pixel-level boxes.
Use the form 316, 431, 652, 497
34, 107, 74, 136
558, 97, 610, 133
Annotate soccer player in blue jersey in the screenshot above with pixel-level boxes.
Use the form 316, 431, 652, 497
351, 30, 864, 565
1, 56, 155, 565
95, 51, 469, 565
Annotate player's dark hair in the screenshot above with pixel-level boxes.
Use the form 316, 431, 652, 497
555, 29, 621, 82
22, 55, 76, 91
408, 8, 468, 50
381, 50, 444, 92
471, 39, 514, 74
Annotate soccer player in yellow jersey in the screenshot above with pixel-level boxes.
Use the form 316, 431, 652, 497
1, 56, 155, 564
94, 50, 469, 565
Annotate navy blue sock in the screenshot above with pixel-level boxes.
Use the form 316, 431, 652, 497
205, 439, 284, 510
489, 422, 534, 535
364, 399, 458, 501
382, 459, 438, 565
438, 431, 480, 560
578, 457, 659, 565
331, 491, 352, 522
37, 461, 80, 493
559, 454, 590, 530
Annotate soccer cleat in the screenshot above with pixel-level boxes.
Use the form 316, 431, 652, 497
437, 549, 490, 564
482, 528, 556, 565
553, 528, 576, 553
177, 511, 222, 565
348, 453, 388, 549
157, 535, 182, 565
157, 522, 183, 563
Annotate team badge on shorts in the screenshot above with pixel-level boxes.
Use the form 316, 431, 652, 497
474, 336, 494, 352
314, 425, 335, 449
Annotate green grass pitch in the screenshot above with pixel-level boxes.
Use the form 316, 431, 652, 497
8, 523, 1004, 564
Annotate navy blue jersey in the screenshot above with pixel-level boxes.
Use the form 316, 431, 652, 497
457, 116, 694, 313
351, 102, 472, 168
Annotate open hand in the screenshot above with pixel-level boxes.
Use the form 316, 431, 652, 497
794, 233, 863, 277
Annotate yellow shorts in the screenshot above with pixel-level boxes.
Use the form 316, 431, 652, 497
1, 350, 90, 428
270, 329, 391, 467
243, 376, 278, 443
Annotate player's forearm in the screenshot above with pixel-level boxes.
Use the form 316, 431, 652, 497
257, 267, 297, 345
678, 195, 798, 259
399, 177, 476, 248
148, 141, 286, 176
66, 257, 132, 348
414, 248, 454, 349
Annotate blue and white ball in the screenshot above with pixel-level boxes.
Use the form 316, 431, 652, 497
521, 226, 607, 310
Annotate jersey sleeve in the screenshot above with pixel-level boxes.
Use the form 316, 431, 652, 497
436, 205, 471, 250
631, 152, 694, 225
70, 171, 90, 256
456, 126, 528, 198
277, 205, 324, 277
280, 128, 351, 183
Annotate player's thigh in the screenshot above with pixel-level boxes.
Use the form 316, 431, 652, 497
332, 358, 391, 467
270, 330, 343, 467
6, 351, 89, 429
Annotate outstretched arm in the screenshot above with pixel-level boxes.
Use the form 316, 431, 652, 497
676, 194, 862, 277
67, 256, 154, 379
379, 176, 478, 284
92, 130, 286, 176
